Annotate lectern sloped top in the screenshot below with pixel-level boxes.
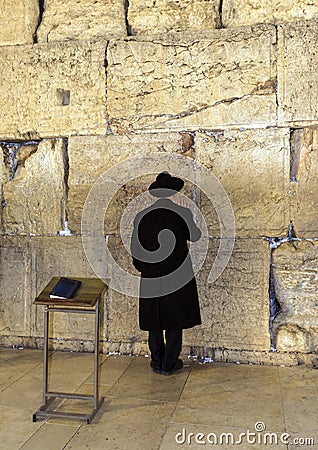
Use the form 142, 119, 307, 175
34, 277, 106, 307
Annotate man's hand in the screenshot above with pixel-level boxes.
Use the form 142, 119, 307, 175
173, 193, 193, 210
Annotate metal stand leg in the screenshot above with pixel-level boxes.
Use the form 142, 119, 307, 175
33, 306, 54, 422
87, 298, 104, 424
94, 298, 100, 410
43, 306, 49, 405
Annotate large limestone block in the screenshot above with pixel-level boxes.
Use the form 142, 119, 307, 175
290, 129, 318, 237
223, 0, 318, 28
278, 20, 318, 127
106, 235, 270, 351
0, 40, 106, 139
30, 237, 103, 343
184, 238, 271, 351
272, 241, 318, 352
3, 139, 67, 235
106, 289, 145, 342
196, 128, 290, 237
102, 235, 145, 342
37, 0, 126, 43
0, 0, 39, 46
0, 236, 32, 338
128, 0, 220, 35
67, 133, 195, 234
107, 26, 277, 133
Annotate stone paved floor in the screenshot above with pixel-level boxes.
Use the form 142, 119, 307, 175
0, 348, 317, 450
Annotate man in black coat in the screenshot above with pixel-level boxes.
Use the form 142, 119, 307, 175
131, 172, 201, 375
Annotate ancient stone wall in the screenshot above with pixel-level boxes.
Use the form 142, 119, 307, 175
1, 0, 318, 366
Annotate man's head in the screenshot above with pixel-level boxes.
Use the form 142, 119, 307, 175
149, 171, 184, 197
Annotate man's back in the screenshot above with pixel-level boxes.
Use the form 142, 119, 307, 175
132, 198, 200, 278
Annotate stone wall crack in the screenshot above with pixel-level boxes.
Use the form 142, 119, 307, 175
0, 141, 39, 181
63, 138, 70, 227
267, 222, 300, 351
105, 41, 112, 134
268, 238, 282, 351
124, 0, 132, 36
33, 0, 45, 43
116, 93, 262, 124
218, 0, 225, 29
290, 128, 301, 182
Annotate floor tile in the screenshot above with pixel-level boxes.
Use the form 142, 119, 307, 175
64, 396, 176, 450
0, 349, 317, 450
0, 348, 43, 391
46, 351, 98, 393
0, 348, 42, 361
279, 366, 318, 434
85, 354, 134, 386
172, 362, 285, 430
0, 365, 43, 411
20, 422, 81, 450
107, 355, 191, 402
76, 382, 112, 397
0, 405, 42, 449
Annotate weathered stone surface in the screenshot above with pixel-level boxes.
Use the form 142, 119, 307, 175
1, 142, 39, 233
0, 40, 106, 139
128, 0, 220, 35
184, 238, 271, 351
30, 237, 102, 342
272, 241, 318, 352
278, 20, 318, 127
0, 2, 317, 363
106, 234, 270, 351
196, 128, 290, 237
107, 26, 277, 133
106, 288, 145, 343
0, 236, 31, 338
223, 0, 318, 28
0, 146, 9, 185
1, 142, 38, 182
37, 0, 126, 43
290, 128, 318, 237
3, 140, 67, 235
0, 145, 10, 230
67, 133, 195, 234
0, 0, 39, 46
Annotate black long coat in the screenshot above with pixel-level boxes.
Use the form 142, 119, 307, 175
131, 198, 202, 331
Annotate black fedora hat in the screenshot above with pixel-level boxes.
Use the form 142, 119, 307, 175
149, 171, 184, 197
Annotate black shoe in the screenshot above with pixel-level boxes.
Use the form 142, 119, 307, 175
150, 360, 162, 374
161, 359, 183, 376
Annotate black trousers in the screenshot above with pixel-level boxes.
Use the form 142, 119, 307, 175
148, 329, 182, 372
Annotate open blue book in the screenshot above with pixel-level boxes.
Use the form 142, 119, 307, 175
50, 277, 82, 299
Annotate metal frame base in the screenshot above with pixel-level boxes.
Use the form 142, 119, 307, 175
33, 293, 104, 424
32, 397, 105, 424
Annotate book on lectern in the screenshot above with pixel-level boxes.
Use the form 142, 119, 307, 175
50, 277, 82, 299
